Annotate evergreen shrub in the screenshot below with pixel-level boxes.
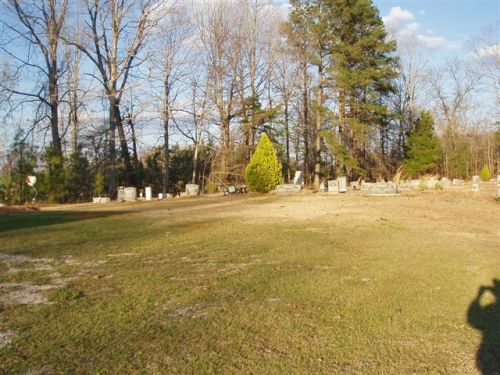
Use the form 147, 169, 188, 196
245, 133, 283, 192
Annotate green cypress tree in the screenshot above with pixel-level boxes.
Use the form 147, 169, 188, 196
403, 111, 442, 176
479, 165, 491, 182
245, 134, 283, 192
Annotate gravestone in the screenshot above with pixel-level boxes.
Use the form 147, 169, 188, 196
124, 187, 137, 201
497, 185, 500, 200
410, 179, 421, 189
319, 182, 326, 192
338, 176, 347, 193
426, 178, 438, 189
185, 184, 200, 196
145, 187, 152, 201
472, 175, 480, 192
276, 171, 303, 194
441, 177, 451, 187
158, 193, 165, 200
293, 171, 303, 187
92, 197, 110, 204
497, 175, 500, 184
117, 186, 125, 201
328, 180, 339, 194
398, 180, 412, 191
362, 182, 397, 195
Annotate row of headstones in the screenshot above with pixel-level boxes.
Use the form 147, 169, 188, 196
114, 184, 201, 202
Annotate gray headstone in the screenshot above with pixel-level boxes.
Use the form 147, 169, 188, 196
338, 176, 347, 193
276, 184, 301, 194
117, 186, 125, 201
427, 178, 438, 189
410, 179, 421, 189
328, 180, 339, 193
293, 171, 303, 186
124, 187, 137, 201
363, 182, 397, 195
185, 184, 200, 196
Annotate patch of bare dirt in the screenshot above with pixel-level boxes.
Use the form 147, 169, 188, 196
0, 205, 39, 213
0, 330, 16, 349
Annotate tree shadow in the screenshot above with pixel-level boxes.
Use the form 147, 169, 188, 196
467, 279, 500, 375
0, 210, 130, 233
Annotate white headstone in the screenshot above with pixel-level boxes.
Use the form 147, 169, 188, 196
158, 193, 164, 200
497, 175, 500, 184
293, 171, 303, 186
328, 180, 339, 193
145, 187, 152, 201
124, 187, 137, 201
117, 186, 125, 201
338, 176, 347, 193
185, 184, 200, 196
472, 175, 480, 192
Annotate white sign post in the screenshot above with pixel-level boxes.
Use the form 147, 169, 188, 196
25, 175, 37, 202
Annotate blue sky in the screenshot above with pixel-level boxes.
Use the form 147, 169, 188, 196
374, 0, 499, 59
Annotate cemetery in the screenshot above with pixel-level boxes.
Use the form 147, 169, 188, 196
0, 0, 498, 372
0, 179, 499, 373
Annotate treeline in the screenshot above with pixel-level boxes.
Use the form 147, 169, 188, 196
0, 0, 497, 204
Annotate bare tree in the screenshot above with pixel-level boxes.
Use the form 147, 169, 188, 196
66, 0, 161, 195
427, 60, 478, 177
196, 0, 243, 183
1, 0, 68, 158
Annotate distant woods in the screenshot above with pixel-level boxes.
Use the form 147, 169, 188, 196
0, 0, 498, 203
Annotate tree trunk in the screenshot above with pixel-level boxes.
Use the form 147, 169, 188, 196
111, 98, 134, 185
162, 97, 170, 194
302, 61, 309, 182
313, 65, 324, 190
284, 98, 291, 183
49, 63, 62, 157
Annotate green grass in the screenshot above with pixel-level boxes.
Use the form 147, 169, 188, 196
0, 195, 498, 374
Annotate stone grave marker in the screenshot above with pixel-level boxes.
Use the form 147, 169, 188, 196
117, 186, 125, 201
338, 176, 348, 193
410, 179, 421, 189
328, 180, 339, 194
472, 175, 480, 192
497, 175, 500, 184
276, 171, 303, 194
145, 187, 152, 201
362, 182, 397, 195
185, 184, 200, 196
124, 187, 137, 201
293, 171, 303, 186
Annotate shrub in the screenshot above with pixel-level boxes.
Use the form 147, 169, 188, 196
245, 133, 283, 192
479, 165, 491, 182
94, 173, 106, 196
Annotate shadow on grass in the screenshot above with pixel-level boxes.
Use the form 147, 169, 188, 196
467, 279, 500, 375
0, 210, 130, 233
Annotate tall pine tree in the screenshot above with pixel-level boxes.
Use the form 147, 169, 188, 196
403, 111, 442, 176
327, 0, 398, 178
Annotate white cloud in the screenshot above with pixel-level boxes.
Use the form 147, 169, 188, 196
382, 6, 415, 31
477, 44, 500, 58
383, 6, 459, 51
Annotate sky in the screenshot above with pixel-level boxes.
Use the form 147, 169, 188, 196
374, 0, 499, 60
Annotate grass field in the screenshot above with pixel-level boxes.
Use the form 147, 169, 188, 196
0, 186, 499, 374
